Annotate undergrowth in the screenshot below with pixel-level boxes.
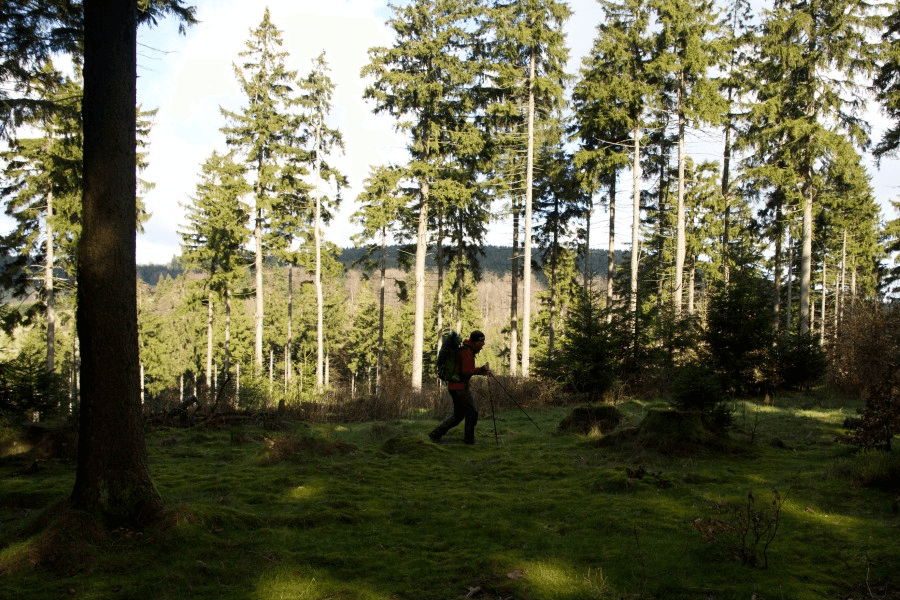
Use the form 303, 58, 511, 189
0, 391, 898, 600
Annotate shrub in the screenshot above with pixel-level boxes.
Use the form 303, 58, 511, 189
0, 347, 68, 418
846, 367, 900, 450
704, 272, 777, 395
537, 287, 614, 400
669, 364, 733, 431
670, 364, 725, 413
691, 489, 785, 568
830, 303, 900, 397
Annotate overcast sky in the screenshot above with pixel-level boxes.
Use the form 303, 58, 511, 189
3, 0, 899, 265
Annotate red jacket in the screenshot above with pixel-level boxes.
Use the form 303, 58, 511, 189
448, 340, 486, 390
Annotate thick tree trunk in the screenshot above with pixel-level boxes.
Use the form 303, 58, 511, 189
72, 0, 161, 522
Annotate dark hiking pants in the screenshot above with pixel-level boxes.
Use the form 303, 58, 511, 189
430, 388, 479, 443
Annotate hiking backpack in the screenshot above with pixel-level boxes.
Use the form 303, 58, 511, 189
436, 331, 462, 382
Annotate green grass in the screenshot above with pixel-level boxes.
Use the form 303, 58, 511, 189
1, 392, 898, 599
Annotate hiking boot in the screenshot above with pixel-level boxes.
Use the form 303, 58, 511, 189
428, 431, 442, 443
464, 439, 475, 445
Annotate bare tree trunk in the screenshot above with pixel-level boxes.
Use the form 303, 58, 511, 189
412, 179, 429, 391
800, 183, 813, 336
286, 266, 292, 384
607, 176, 616, 323
225, 284, 231, 403
839, 229, 847, 337
45, 187, 55, 372
510, 203, 519, 377
820, 256, 826, 346
548, 228, 558, 359
774, 204, 783, 333
455, 219, 464, 333
376, 228, 386, 395
674, 75, 686, 318
254, 198, 264, 370
206, 290, 213, 402
436, 213, 445, 351
315, 126, 324, 391
721, 96, 733, 289
522, 52, 536, 378
72, 0, 161, 521
786, 229, 793, 333
629, 122, 641, 339
687, 256, 696, 315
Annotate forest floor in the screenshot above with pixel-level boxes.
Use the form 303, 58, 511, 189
1, 389, 899, 600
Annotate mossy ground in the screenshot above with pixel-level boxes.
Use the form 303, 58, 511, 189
1, 391, 898, 599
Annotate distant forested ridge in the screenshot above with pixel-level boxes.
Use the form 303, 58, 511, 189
136, 245, 627, 287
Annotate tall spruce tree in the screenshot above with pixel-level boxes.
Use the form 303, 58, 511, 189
179, 151, 250, 401
0, 66, 81, 369
574, 0, 655, 346
649, 0, 724, 318
295, 51, 347, 391
874, 3, 900, 160
362, 0, 482, 390
743, 0, 877, 336
220, 9, 302, 371
351, 164, 407, 395
485, 0, 571, 377
717, 0, 755, 288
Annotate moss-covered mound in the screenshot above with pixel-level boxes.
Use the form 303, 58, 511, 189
597, 408, 730, 455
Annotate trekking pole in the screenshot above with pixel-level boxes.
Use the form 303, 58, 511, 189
489, 371, 541, 432
488, 392, 500, 447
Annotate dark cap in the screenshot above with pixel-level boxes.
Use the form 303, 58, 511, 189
469, 330, 485, 343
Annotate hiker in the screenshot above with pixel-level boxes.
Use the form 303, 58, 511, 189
429, 330, 491, 444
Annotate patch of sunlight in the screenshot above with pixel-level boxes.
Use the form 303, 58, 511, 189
517, 560, 612, 599
255, 567, 320, 600
256, 567, 391, 600
783, 499, 867, 529
288, 483, 324, 501
0, 539, 33, 573
0, 440, 32, 457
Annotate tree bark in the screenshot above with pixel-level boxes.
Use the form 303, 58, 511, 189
72, 0, 161, 523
